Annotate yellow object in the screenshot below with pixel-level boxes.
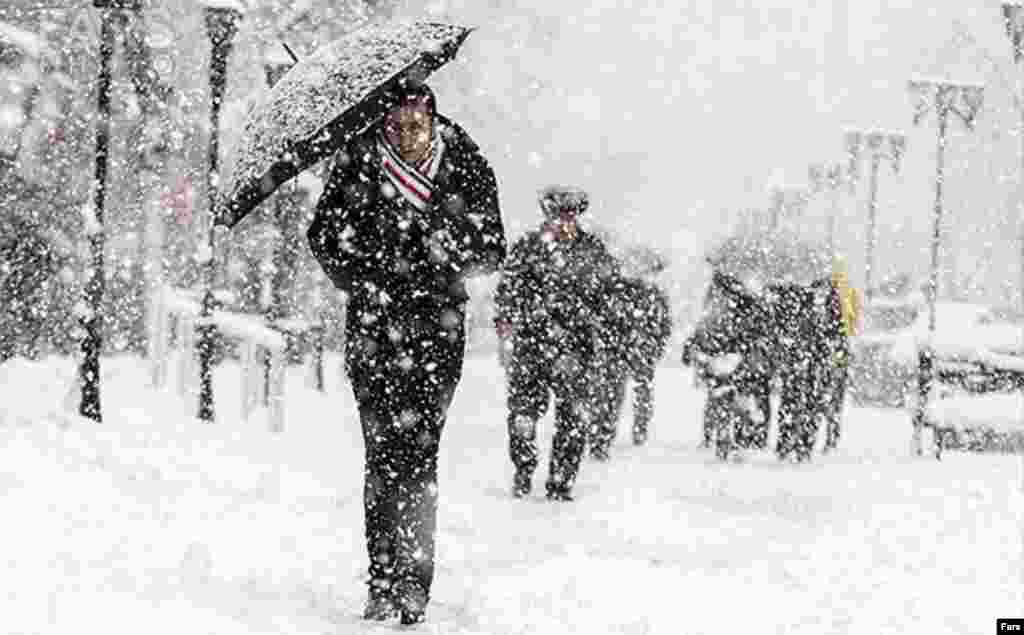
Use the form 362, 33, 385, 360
831, 257, 862, 337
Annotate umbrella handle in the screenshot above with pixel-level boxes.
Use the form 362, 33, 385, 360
281, 42, 299, 64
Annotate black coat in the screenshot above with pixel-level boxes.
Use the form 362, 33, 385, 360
307, 116, 506, 320
680, 272, 776, 384
306, 118, 506, 604
494, 228, 620, 363
609, 278, 672, 373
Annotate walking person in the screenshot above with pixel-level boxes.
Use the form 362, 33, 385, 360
307, 79, 506, 625
587, 268, 672, 457
494, 185, 621, 500
823, 256, 861, 451
681, 271, 773, 459
621, 266, 673, 446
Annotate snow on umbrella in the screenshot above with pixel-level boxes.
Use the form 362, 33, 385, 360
215, 20, 474, 229
705, 227, 831, 288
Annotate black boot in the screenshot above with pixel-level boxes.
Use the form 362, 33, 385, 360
362, 586, 397, 621
395, 581, 428, 626
632, 424, 648, 446
512, 470, 532, 499
545, 481, 574, 502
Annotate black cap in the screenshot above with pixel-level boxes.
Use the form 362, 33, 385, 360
538, 185, 589, 219
386, 77, 437, 116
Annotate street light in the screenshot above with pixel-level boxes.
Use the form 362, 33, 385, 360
808, 161, 852, 257
844, 128, 906, 304
77, 0, 142, 423
1001, 2, 1024, 315
769, 185, 809, 230
907, 74, 984, 455
1003, 2, 1024, 62
196, 1, 243, 423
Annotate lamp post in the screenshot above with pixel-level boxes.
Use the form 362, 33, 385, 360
1002, 2, 1024, 315
196, 1, 243, 423
77, 0, 142, 422
808, 162, 851, 256
844, 128, 906, 305
769, 185, 809, 230
907, 75, 984, 455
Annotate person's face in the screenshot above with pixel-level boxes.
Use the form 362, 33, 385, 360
545, 209, 578, 241
384, 102, 433, 163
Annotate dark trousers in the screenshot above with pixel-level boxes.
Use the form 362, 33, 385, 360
631, 363, 660, 441
825, 341, 850, 448
346, 307, 464, 602
588, 359, 629, 455
743, 375, 771, 449
700, 375, 770, 450
506, 349, 591, 491
775, 357, 827, 461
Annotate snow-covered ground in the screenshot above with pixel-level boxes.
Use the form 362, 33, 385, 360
0, 354, 1021, 634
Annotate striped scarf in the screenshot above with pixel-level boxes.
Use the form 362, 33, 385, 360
378, 126, 446, 211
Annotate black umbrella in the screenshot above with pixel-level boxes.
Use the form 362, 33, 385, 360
706, 227, 831, 288
216, 20, 474, 229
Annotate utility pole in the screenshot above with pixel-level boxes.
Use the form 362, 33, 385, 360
79, 0, 143, 422
196, 1, 243, 423
844, 128, 906, 305
907, 75, 984, 456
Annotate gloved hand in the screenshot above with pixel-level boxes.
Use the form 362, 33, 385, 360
495, 320, 513, 339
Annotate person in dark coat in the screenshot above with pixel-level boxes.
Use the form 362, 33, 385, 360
0, 227, 59, 363
620, 267, 672, 446
587, 270, 672, 457
585, 332, 629, 461
680, 271, 774, 458
494, 185, 620, 501
306, 79, 506, 626
823, 256, 860, 451
773, 279, 835, 462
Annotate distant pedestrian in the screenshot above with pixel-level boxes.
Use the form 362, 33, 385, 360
494, 185, 620, 500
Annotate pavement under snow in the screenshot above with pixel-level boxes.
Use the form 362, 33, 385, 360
0, 354, 1021, 634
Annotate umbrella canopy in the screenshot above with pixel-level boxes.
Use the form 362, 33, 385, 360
217, 21, 474, 229
705, 227, 831, 288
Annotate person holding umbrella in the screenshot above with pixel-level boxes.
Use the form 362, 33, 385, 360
307, 78, 506, 625
215, 22, 491, 625
494, 185, 621, 500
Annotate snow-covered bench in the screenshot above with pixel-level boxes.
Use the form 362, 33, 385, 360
925, 393, 1024, 456
153, 286, 288, 432
910, 341, 1024, 459
209, 309, 287, 433
269, 317, 326, 393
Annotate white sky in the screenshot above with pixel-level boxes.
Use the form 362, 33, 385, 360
379, 0, 1024, 304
